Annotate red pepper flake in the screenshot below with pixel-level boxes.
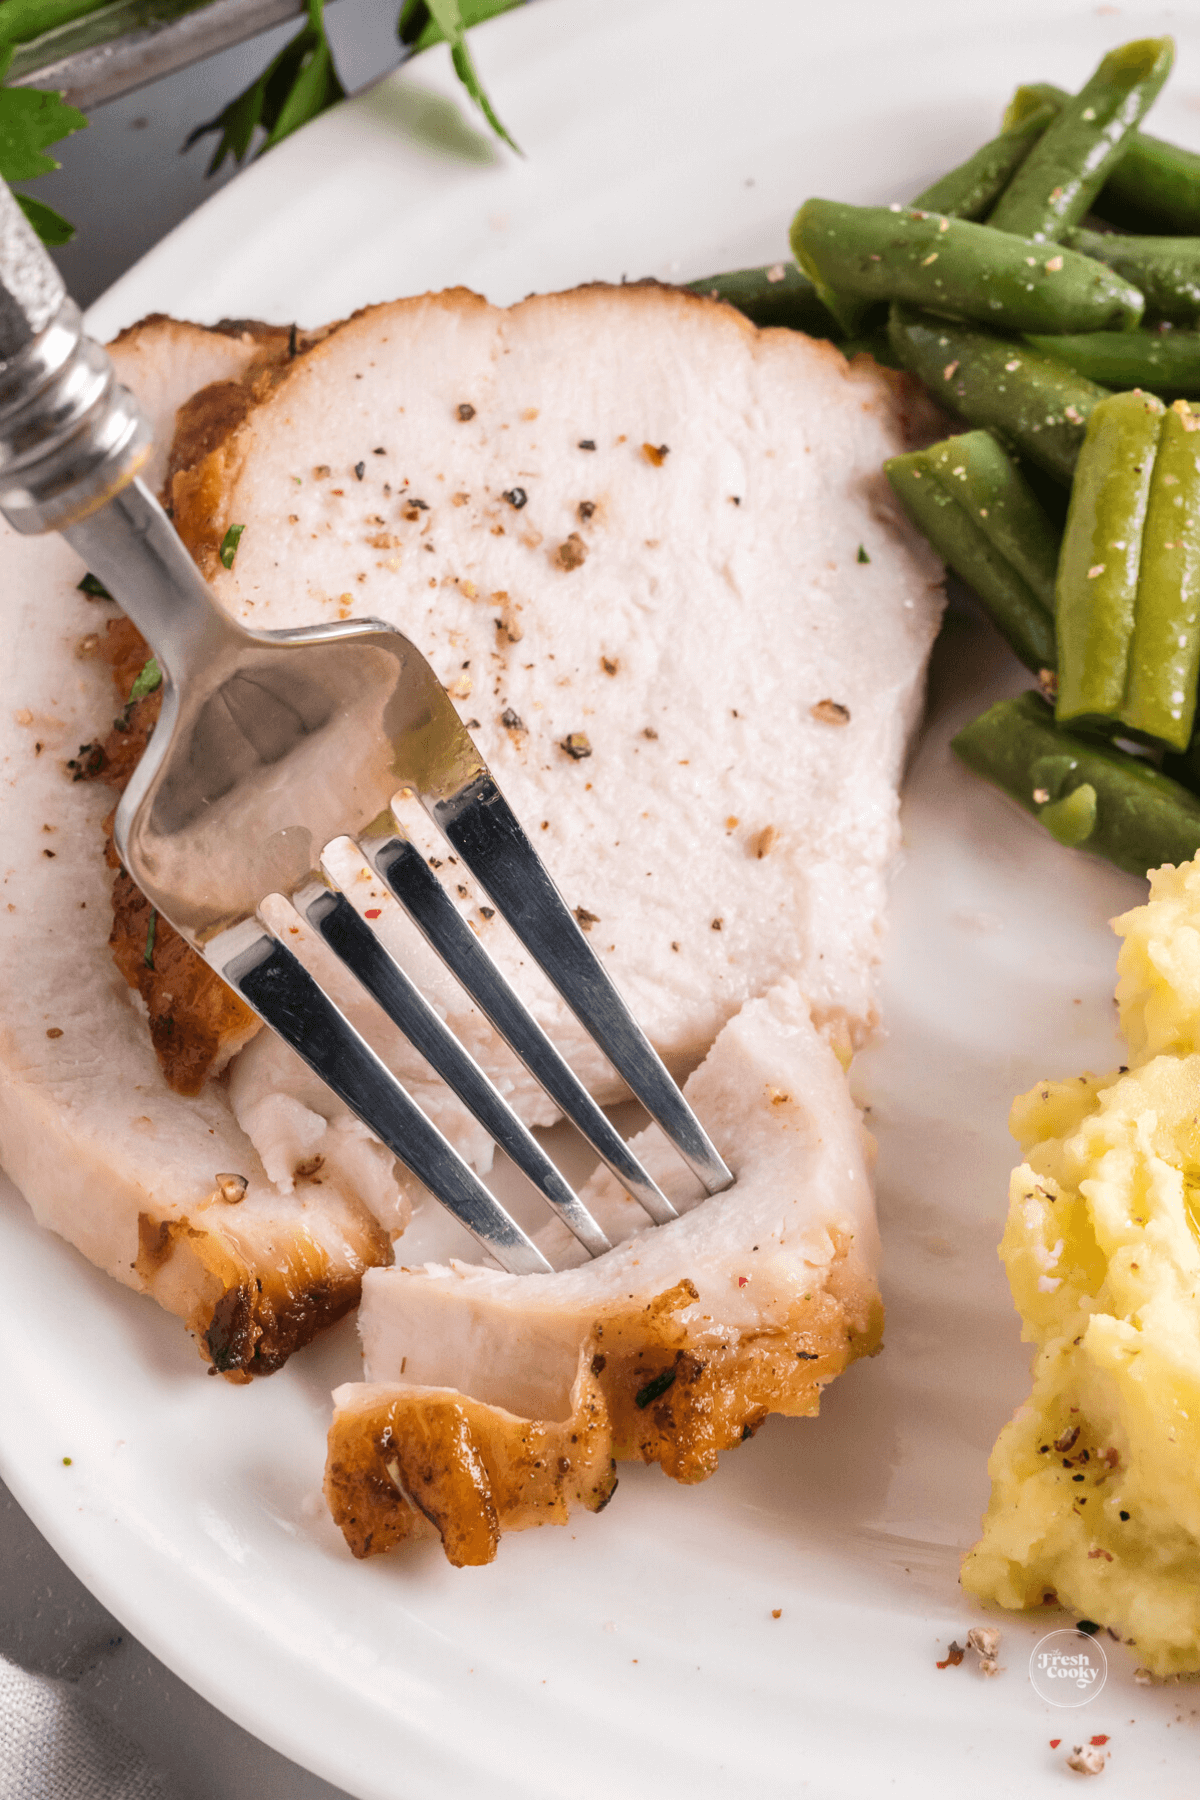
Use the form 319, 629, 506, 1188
936, 1642, 965, 1669
1090, 1736, 1109, 1747
1049, 1739, 1061, 1749
364, 908, 382, 920
737, 1276, 749, 1288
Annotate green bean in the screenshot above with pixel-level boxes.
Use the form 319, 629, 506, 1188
912, 103, 1057, 220
885, 432, 1059, 675
952, 690, 1200, 876
790, 201, 1143, 335
685, 263, 843, 335
887, 304, 1110, 483
1055, 392, 1200, 752
1063, 227, 1200, 326
1005, 80, 1200, 234
990, 38, 1174, 242
1025, 326, 1200, 394
1056, 391, 1164, 730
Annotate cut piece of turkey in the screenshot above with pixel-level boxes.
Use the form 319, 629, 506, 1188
0, 317, 393, 1378
326, 982, 882, 1565
171, 283, 944, 1215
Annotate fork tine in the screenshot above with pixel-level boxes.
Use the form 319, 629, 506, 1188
292, 880, 612, 1258
355, 831, 682, 1227
204, 919, 554, 1276
421, 776, 735, 1197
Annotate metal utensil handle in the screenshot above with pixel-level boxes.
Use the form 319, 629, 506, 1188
0, 178, 148, 534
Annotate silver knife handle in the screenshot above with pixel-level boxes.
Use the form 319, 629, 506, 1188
0, 177, 149, 534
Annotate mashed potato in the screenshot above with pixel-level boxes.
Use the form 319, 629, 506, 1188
963, 859, 1200, 1676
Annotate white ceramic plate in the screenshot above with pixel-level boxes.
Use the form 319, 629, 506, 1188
4, 2, 1200, 1793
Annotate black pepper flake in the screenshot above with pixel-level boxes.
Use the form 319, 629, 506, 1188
479, 906, 495, 920
502, 487, 528, 509
561, 731, 592, 760
578, 439, 596, 451
578, 499, 596, 522
354, 462, 365, 480
796, 1350, 818, 1361
1077, 1620, 1101, 1636
373, 446, 387, 455
1072, 1473, 1086, 1483
67, 742, 106, 780
288, 323, 298, 358
635, 1368, 676, 1409
501, 708, 524, 730
457, 403, 476, 421
574, 906, 600, 931
1120, 1511, 1130, 1521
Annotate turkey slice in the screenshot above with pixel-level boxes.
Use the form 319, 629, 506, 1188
326, 982, 881, 1565
171, 282, 944, 1198
0, 317, 392, 1378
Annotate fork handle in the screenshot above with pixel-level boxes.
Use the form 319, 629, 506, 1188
0, 179, 149, 535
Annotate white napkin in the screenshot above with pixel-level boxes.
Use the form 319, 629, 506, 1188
0, 1653, 174, 1799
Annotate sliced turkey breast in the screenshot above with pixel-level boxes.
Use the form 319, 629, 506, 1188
326, 981, 881, 1565
0, 318, 392, 1377
172, 282, 944, 1204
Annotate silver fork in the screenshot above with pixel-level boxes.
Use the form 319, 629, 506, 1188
0, 183, 733, 1274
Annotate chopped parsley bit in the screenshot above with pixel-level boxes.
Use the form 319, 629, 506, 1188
219, 523, 245, 569
634, 1368, 676, 1409
128, 657, 162, 703
856, 544, 870, 563
77, 572, 113, 600
62, 1456, 72, 1466
144, 908, 158, 970
1076, 1619, 1101, 1636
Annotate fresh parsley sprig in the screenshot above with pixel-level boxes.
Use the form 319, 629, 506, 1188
1, 0, 522, 246
0, 39, 84, 241
183, 0, 344, 174
399, 0, 522, 152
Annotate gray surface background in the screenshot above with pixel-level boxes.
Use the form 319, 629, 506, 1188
1, 6, 421, 1793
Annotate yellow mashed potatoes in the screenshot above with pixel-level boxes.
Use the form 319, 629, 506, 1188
963, 858, 1200, 1676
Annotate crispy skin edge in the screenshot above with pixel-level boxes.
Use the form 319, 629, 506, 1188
325, 1242, 883, 1565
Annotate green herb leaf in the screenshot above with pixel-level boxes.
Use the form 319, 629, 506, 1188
77, 571, 112, 600
634, 1367, 677, 1409
400, 0, 523, 51
412, 0, 520, 152
0, 80, 85, 179
856, 544, 871, 564
0, 68, 85, 243
127, 656, 162, 703
143, 907, 157, 970
15, 190, 73, 243
183, 0, 344, 175
219, 523, 244, 569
